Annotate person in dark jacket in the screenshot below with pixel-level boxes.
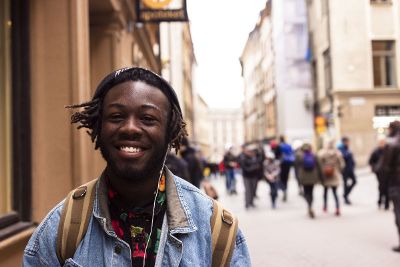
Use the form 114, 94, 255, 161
239, 145, 264, 209
180, 137, 204, 188
223, 147, 238, 194
369, 138, 388, 209
379, 120, 400, 253
165, 152, 190, 182
339, 136, 357, 204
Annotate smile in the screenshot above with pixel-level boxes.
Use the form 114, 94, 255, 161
119, 146, 142, 153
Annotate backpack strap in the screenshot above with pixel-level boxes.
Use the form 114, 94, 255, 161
56, 178, 98, 265
211, 199, 238, 267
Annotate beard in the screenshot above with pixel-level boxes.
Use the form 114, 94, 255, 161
99, 141, 169, 182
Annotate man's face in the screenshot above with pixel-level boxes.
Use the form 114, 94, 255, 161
99, 80, 170, 181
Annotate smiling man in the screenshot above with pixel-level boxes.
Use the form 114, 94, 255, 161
22, 67, 251, 267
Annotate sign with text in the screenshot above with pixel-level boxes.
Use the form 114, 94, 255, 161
375, 105, 400, 117
136, 0, 189, 22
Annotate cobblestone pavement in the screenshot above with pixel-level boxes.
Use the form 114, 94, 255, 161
207, 168, 399, 267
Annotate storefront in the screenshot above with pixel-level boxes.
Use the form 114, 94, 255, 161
373, 105, 400, 137
0, 0, 33, 265
0, 0, 12, 221
0, 0, 163, 265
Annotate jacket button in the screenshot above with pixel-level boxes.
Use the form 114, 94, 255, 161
114, 245, 122, 254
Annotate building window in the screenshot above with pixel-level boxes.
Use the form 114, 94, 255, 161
323, 49, 332, 94
370, 0, 391, 4
372, 41, 396, 87
321, 0, 329, 16
0, 0, 32, 241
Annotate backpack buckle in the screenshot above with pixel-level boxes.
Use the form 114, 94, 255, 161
73, 186, 87, 199
221, 209, 233, 225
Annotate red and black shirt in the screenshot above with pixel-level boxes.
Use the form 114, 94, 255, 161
107, 175, 166, 267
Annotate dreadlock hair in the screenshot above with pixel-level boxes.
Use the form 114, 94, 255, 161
65, 67, 187, 153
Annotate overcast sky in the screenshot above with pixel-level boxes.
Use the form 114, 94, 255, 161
187, 0, 266, 108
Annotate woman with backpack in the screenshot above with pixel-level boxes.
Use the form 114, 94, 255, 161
318, 140, 345, 216
295, 143, 321, 218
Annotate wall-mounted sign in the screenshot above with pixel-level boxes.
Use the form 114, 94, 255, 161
372, 116, 400, 129
349, 97, 365, 106
373, 105, 400, 129
136, 0, 189, 22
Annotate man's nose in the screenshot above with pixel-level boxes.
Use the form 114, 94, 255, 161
120, 117, 142, 136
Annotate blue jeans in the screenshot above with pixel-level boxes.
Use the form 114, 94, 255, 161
225, 169, 236, 192
267, 180, 278, 207
279, 161, 293, 191
342, 169, 357, 199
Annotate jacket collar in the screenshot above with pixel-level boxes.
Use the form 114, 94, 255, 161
164, 167, 197, 234
93, 167, 197, 234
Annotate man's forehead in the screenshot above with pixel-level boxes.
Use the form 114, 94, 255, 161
103, 81, 171, 109
106, 80, 165, 97
92, 68, 182, 116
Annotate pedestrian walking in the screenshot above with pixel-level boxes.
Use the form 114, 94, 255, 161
339, 136, 357, 204
263, 152, 280, 209
277, 135, 295, 201
180, 137, 204, 188
253, 145, 266, 199
223, 146, 238, 194
368, 138, 389, 209
378, 120, 400, 253
295, 143, 321, 218
293, 139, 305, 196
239, 145, 264, 209
318, 140, 345, 216
270, 138, 279, 158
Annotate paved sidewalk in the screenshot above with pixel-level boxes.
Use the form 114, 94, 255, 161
207, 168, 399, 267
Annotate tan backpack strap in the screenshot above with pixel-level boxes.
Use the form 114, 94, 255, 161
211, 199, 239, 267
56, 178, 97, 265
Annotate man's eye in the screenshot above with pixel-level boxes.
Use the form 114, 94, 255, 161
108, 113, 123, 121
142, 115, 156, 123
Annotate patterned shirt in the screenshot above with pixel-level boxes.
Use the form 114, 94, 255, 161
107, 175, 167, 267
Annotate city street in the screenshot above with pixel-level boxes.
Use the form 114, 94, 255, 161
209, 168, 399, 267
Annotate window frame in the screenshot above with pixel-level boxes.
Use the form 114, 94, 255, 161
0, 0, 32, 241
321, 0, 329, 16
372, 40, 396, 88
370, 0, 392, 4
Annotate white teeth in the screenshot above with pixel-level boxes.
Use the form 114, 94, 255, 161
120, 146, 141, 153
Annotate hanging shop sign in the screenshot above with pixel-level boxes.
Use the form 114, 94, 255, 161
315, 115, 327, 134
136, 0, 189, 22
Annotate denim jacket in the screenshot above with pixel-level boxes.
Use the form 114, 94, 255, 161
23, 168, 251, 266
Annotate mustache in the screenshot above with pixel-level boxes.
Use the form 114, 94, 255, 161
116, 132, 141, 141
